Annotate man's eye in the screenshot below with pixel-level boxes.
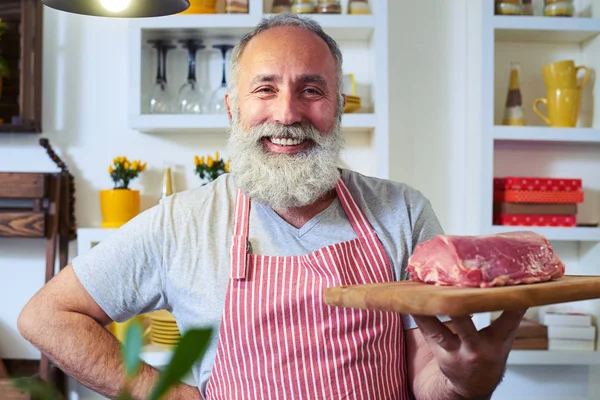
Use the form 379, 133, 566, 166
304, 88, 321, 95
256, 87, 274, 93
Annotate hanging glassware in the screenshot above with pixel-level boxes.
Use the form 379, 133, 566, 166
177, 39, 207, 114
148, 40, 175, 114
208, 44, 235, 115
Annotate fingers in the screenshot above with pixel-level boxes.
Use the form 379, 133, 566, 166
412, 315, 459, 351
449, 316, 480, 347
489, 309, 527, 342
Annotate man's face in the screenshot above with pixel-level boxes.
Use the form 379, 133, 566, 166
227, 25, 340, 144
225, 26, 344, 210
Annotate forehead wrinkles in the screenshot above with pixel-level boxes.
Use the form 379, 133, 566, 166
238, 27, 337, 85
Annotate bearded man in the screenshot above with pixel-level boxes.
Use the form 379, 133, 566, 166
18, 13, 524, 400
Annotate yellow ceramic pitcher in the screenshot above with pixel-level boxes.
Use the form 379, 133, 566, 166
541, 60, 590, 89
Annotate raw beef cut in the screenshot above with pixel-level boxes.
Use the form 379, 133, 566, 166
406, 231, 565, 288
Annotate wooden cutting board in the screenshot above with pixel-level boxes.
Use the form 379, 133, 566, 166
323, 275, 600, 317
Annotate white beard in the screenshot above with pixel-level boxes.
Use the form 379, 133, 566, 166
226, 110, 344, 210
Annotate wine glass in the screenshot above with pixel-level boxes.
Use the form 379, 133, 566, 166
208, 44, 234, 115
148, 40, 175, 114
177, 39, 207, 114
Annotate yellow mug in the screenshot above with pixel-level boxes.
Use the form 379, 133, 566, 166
541, 60, 590, 89
107, 315, 151, 343
533, 88, 581, 127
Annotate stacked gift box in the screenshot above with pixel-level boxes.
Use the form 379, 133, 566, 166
493, 176, 583, 227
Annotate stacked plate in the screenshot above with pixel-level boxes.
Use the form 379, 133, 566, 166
344, 95, 361, 113
148, 310, 181, 347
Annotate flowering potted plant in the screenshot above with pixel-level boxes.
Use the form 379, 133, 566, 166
194, 151, 230, 184
100, 156, 147, 228
0, 19, 10, 100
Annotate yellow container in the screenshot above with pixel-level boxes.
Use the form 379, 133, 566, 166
179, 0, 217, 14
100, 189, 140, 228
533, 87, 581, 127
541, 60, 590, 90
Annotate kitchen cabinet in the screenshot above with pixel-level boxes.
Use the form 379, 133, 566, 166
0, 0, 43, 134
469, 0, 600, 367
126, 0, 390, 179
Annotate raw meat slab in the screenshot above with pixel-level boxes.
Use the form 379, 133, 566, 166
323, 275, 600, 317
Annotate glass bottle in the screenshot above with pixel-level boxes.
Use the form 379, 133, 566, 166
317, 1, 341, 14
544, 0, 574, 17
495, 0, 523, 15
291, 0, 316, 14
348, 0, 370, 15
502, 62, 526, 126
160, 165, 174, 200
226, 0, 249, 13
273, 0, 291, 13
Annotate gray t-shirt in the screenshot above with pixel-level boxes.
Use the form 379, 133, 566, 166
72, 168, 444, 396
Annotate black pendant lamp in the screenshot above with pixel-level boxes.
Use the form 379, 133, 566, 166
41, 0, 190, 18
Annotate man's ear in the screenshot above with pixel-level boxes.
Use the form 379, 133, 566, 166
225, 92, 233, 121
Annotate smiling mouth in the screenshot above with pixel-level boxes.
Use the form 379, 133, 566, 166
266, 137, 307, 146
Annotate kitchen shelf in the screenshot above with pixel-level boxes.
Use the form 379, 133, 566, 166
130, 113, 377, 134
130, 14, 376, 42
489, 225, 600, 241
493, 126, 600, 144
493, 16, 600, 43
507, 350, 600, 365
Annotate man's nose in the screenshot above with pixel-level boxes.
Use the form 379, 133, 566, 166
273, 92, 302, 125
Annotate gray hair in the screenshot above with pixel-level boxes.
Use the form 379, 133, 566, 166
228, 13, 344, 119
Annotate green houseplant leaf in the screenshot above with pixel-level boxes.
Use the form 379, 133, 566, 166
122, 319, 144, 378
12, 377, 62, 400
148, 328, 213, 400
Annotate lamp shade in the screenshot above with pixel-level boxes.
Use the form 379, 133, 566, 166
41, 0, 190, 18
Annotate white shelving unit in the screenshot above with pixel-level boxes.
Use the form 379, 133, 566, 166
130, 113, 378, 134
127, 0, 390, 179
478, 1, 600, 369
508, 350, 600, 365
480, 3, 600, 241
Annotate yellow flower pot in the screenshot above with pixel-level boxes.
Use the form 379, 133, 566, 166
100, 189, 140, 228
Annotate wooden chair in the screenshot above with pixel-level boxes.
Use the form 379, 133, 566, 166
0, 138, 76, 395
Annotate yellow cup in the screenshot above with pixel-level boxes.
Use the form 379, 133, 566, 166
533, 87, 581, 127
108, 315, 151, 343
541, 60, 590, 89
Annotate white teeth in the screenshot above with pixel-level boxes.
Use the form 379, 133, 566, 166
270, 137, 304, 146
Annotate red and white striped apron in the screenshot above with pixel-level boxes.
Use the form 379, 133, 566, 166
205, 179, 410, 399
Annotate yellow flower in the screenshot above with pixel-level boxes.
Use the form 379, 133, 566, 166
224, 161, 230, 173
108, 166, 114, 174
124, 161, 130, 170
140, 162, 147, 172
215, 151, 220, 161
200, 156, 205, 166
194, 155, 200, 166
132, 160, 140, 171
207, 156, 214, 168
